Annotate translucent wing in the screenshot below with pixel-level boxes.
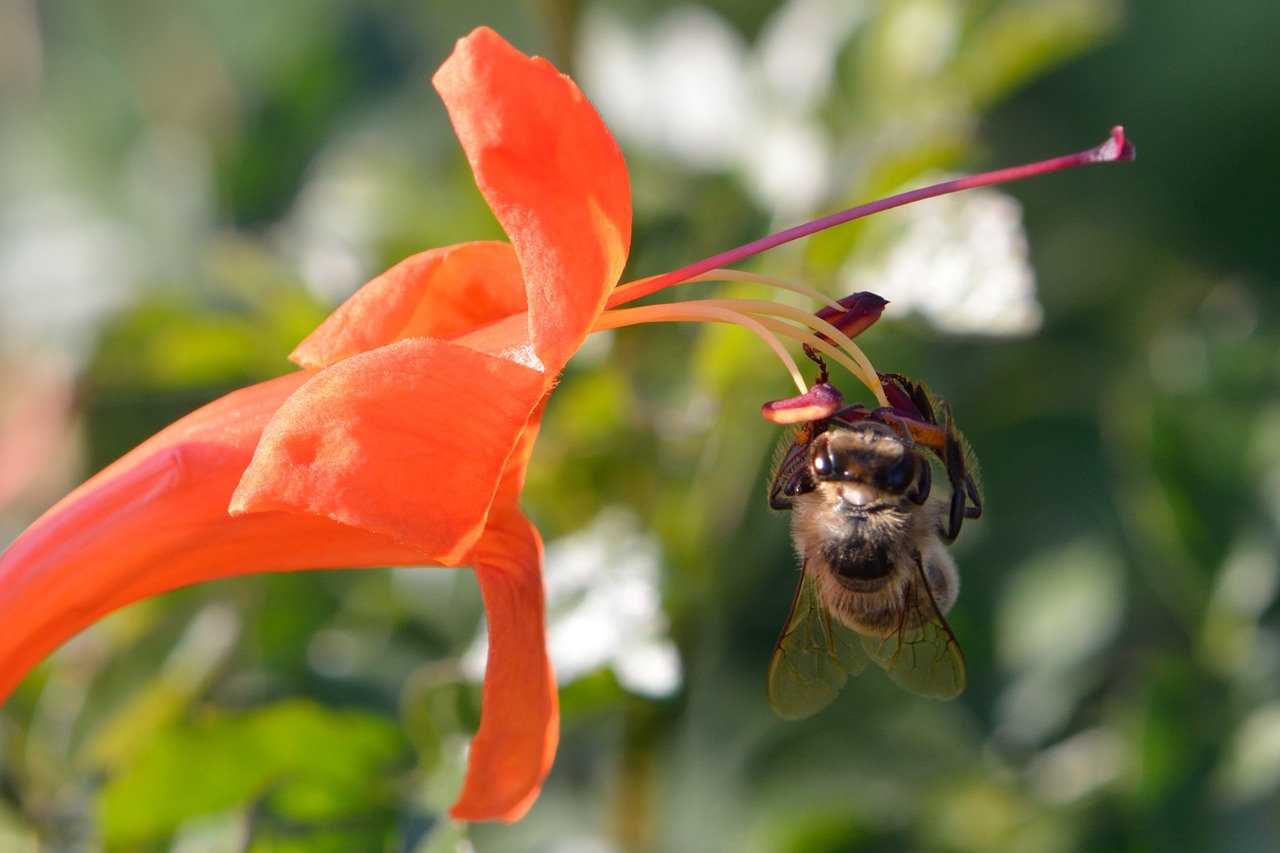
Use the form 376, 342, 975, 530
859, 569, 966, 700
767, 570, 870, 719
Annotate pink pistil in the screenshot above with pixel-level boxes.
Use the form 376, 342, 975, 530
609, 127, 1136, 309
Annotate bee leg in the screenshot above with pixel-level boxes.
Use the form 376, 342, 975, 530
919, 541, 959, 616
904, 378, 938, 424
963, 474, 983, 520
909, 456, 931, 505
769, 463, 804, 510
938, 402, 973, 541
769, 424, 819, 510
878, 372, 934, 423
769, 481, 798, 510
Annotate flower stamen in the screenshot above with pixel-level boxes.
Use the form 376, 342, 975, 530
593, 302, 810, 394
696, 298, 883, 399
593, 295, 889, 404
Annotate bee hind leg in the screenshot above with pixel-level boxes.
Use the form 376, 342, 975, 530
920, 542, 959, 616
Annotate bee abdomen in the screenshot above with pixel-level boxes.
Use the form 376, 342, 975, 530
824, 539, 896, 580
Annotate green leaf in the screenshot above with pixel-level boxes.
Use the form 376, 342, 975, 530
99, 699, 408, 849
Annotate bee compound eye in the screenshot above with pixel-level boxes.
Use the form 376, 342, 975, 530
810, 433, 835, 478
881, 454, 916, 492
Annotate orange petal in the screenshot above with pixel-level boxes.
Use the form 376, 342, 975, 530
450, 499, 557, 822
232, 338, 547, 564
434, 27, 632, 375
291, 242, 528, 369
0, 373, 429, 705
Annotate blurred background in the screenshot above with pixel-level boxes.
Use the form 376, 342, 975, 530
1, 0, 1277, 850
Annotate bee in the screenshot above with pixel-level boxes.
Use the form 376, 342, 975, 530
766, 374, 983, 719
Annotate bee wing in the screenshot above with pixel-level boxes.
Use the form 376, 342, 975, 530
859, 572, 966, 700
767, 570, 870, 719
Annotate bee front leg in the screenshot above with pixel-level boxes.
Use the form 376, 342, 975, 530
769, 424, 819, 510
939, 401, 980, 541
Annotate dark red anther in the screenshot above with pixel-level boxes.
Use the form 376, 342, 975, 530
814, 292, 888, 343
761, 382, 845, 424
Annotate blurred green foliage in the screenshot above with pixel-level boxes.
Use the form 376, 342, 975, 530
1, 0, 1277, 851
100, 700, 407, 850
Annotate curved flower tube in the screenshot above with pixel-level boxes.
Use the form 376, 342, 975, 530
0, 26, 1133, 823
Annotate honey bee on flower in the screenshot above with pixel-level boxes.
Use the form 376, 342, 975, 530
763, 345, 983, 717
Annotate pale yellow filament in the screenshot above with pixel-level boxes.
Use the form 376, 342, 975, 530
593, 303, 808, 394
603, 269, 889, 407
689, 298, 885, 403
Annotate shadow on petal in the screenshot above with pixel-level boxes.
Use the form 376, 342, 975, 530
232, 339, 548, 564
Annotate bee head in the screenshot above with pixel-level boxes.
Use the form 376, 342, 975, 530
810, 423, 924, 500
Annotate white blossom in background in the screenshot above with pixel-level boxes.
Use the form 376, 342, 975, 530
579, 6, 750, 171
1217, 702, 1280, 805
275, 135, 388, 305
0, 194, 140, 364
994, 539, 1125, 746
578, 2, 1042, 337
462, 508, 682, 699
843, 187, 1044, 336
0, 121, 214, 509
0, 124, 219, 365
1027, 726, 1129, 805
578, 1, 866, 213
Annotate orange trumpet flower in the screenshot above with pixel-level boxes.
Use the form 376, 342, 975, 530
0, 25, 1133, 823
0, 27, 625, 823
